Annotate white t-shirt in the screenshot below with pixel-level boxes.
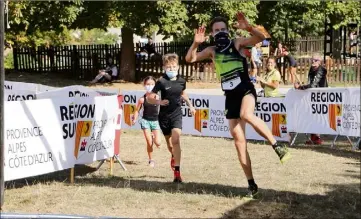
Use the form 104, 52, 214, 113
110, 66, 118, 77
105, 65, 118, 77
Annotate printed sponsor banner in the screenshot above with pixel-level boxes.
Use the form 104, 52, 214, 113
285, 88, 360, 137
181, 94, 289, 141
345, 88, 360, 137
120, 90, 146, 130
121, 90, 289, 141
36, 85, 101, 99
181, 94, 231, 138
4, 99, 73, 181
4, 96, 119, 181
4, 80, 38, 91
4, 89, 36, 102
58, 96, 118, 165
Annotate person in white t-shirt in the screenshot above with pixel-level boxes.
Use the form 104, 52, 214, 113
90, 57, 118, 84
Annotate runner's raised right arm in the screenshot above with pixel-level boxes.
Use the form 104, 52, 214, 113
185, 26, 212, 63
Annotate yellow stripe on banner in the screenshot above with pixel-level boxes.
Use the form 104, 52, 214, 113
130, 104, 136, 114
200, 109, 209, 120
336, 104, 342, 116
279, 114, 287, 125
81, 121, 92, 137
74, 121, 84, 158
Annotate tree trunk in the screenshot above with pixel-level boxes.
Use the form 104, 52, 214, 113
119, 27, 136, 82
332, 28, 342, 59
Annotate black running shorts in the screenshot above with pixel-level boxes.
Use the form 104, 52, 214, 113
158, 113, 182, 136
224, 82, 257, 119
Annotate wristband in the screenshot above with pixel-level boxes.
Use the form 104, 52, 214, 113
246, 25, 253, 32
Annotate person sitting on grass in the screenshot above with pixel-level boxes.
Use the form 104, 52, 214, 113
90, 57, 118, 84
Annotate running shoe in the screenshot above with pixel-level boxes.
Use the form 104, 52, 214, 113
305, 134, 323, 145
170, 156, 175, 171
173, 170, 183, 183
245, 184, 259, 199
148, 160, 155, 168
273, 143, 291, 164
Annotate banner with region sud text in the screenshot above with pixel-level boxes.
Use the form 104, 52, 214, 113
4, 95, 120, 181
181, 94, 290, 141
121, 90, 290, 142
285, 88, 360, 137
4, 89, 36, 102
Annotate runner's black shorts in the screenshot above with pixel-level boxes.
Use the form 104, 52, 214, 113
224, 82, 257, 119
158, 111, 182, 136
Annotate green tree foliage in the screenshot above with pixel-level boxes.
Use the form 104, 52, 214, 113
175, 1, 259, 41
257, 0, 361, 43
70, 29, 119, 45
6, 0, 83, 46
6, 0, 360, 81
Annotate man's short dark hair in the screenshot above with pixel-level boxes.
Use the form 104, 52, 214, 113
209, 16, 229, 31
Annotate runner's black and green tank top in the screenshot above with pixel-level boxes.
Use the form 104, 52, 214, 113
214, 40, 251, 92
213, 39, 257, 119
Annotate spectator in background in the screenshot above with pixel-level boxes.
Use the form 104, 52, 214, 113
89, 56, 118, 84
250, 42, 263, 83
257, 57, 281, 97
349, 29, 358, 55
274, 42, 284, 75
282, 46, 297, 84
141, 38, 157, 56
294, 53, 328, 145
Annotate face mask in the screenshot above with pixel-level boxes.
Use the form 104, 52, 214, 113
144, 85, 154, 93
213, 31, 231, 50
166, 70, 178, 79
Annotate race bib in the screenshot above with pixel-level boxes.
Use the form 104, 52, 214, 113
221, 76, 241, 91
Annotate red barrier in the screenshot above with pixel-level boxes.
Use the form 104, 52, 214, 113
114, 95, 123, 155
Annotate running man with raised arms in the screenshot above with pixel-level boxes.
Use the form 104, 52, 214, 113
185, 12, 291, 198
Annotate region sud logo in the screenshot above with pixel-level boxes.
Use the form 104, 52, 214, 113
271, 114, 287, 137
194, 109, 209, 133
328, 104, 342, 131
123, 104, 136, 126
74, 121, 93, 159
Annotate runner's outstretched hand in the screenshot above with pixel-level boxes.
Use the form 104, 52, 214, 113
193, 25, 206, 45
233, 12, 251, 30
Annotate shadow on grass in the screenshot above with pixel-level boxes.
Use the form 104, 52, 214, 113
196, 134, 360, 160
4, 164, 360, 218
292, 144, 361, 160
76, 175, 249, 197
74, 175, 360, 219
5, 165, 97, 189
221, 183, 360, 219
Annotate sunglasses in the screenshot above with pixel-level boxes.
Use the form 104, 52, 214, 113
311, 58, 320, 62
